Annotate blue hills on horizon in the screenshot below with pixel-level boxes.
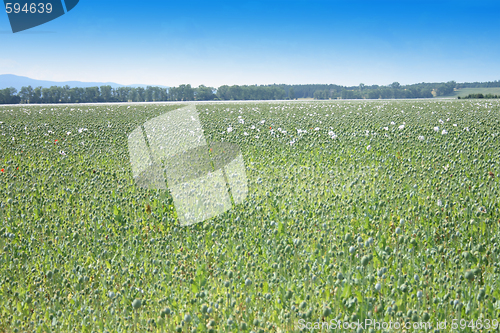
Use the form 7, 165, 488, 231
0, 74, 169, 91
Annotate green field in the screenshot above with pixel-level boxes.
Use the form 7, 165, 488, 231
1, 100, 500, 332
448, 88, 500, 98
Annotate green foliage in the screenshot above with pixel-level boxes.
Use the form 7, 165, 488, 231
312, 83, 434, 100
216, 85, 286, 100
0, 87, 21, 104
457, 80, 500, 89
7, 79, 489, 105
459, 93, 500, 99
435, 81, 457, 97
313, 89, 332, 100
0, 100, 500, 332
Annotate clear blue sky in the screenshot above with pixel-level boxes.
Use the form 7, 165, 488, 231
1, 0, 499, 87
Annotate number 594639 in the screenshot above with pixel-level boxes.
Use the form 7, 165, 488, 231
5, 3, 53, 14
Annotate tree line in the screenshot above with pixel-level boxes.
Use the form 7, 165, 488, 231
308, 81, 457, 100
458, 93, 500, 99
456, 80, 500, 89
0, 80, 499, 104
0, 88, 21, 104
0, 84, 289, 104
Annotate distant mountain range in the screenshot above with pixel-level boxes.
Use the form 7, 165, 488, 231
0, 74, 168, 91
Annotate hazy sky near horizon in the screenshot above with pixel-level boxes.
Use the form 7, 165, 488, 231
1, 0, 499, 87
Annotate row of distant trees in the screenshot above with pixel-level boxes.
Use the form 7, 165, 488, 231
458, 93, 499, 99
7, 85, 182, 104
274, 81, 459, 99
0, 84, 289, 104
1, 80, 499, 104
0, 88, 21, 104
456, 80, 500, 89
308, 81, 457, 100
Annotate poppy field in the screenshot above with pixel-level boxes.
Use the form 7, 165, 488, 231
1, 99, 500, 332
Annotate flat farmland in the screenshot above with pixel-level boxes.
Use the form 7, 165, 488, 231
1, 100, 499, 332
